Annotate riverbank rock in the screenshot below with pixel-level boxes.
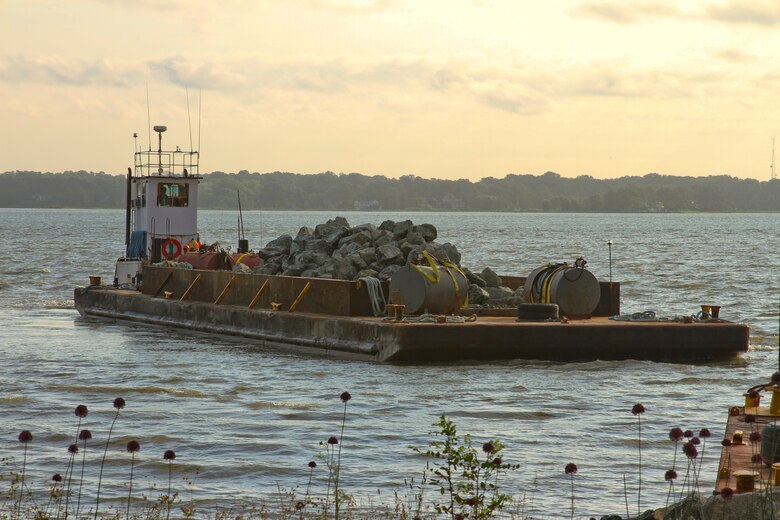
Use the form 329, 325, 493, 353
247, 217, 516, 307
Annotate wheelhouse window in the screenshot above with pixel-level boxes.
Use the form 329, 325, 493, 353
157, 183, 189, 207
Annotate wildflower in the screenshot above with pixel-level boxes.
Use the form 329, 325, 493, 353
18, 430, 32, 443
632, 403, 645, 415
699, 428, 711, 438
53, 474, 63, 482
296, 501, 304, 511
664, 469, 677, 481
482, 442, 495, 454
750, 431, 762, 443
745, 414, 756, 424
669, 427, 684, 441
164, 450, 176, 461
68, 444, 78, 454
683, 430, 694, 438
74, 405, 88, 418
683, 442, 698, 459
690, 436, 701, 445
340, 391, 352, 403
308, 461, 317, 468
772, 372, 780, 384
721, 487, 734, 499
722, 439, 732, 447
126, 440, 140, 453
565, 463, 578, 474
113, 397, 126, 410
327, 436, 338, 445
492, 457, 502, 466
78, 429, 92, 441
466, 497, 476, 507
752, 453, 763, 464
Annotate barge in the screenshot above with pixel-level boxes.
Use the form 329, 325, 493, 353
73, 125, 750, 363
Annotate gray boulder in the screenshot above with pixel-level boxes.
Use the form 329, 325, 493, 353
324, 227, 350, 248
350, 223, 377, 235
338, 230, 372, 249
378, 219, 395, 232
481, 267, 502, 288
294, 226, 314, 244
378, 264, 401, 282
399, 232, 425, 256
462, 267, 486, 287
468, 284, 490, 305
305, 238, 334, 256
348, 252, 368, 270
392, 219, 414, 240
485, 286, 515, 300
412, 223, 437, 242
375, 244, 404, 267
373, 230, 394, 247
358, 247, 376, 265
355, 268, 379, 280
320, 256, 356, 280
257, 234, 292, 260
253, 262, 281, 275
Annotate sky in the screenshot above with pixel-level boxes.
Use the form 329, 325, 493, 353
1, 0, 779, 181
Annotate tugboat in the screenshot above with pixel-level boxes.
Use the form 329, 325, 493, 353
74, 128, 751, 363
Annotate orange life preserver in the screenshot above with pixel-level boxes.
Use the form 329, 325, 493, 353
161, 238, 182, 259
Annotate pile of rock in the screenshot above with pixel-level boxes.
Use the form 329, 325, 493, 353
251, 217, 522, 307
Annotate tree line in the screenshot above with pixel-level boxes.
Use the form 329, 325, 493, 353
1, 169, 778, 212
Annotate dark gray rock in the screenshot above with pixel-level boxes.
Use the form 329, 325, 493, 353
314, 217, 349, 240
294, 226, 314, 244
485, 286, 515, 300
358, 247, 376, 265
378, 264, 401, 282
412, 223, 437, 242
348, 252, 368, 270
320, 256, 356, 280
481, 267, 502, 288
305, 238, 334, 256
253, 262, 281, 275
392, 219, 414, 240
350, 223, 377, 235
257, 234, 292, 260
373, 230, 394, 247
378, 219, 395, 232
282, 265, 304, 276
355, 268, 379, 280
324, 227, 350, 247
399, 232, 425, 256
468, 284, 490, 305
425, 242, 461, 265
462, 267, 486, 287
338, 230, 372, 249
334, 241, 361, 258
375, 244, 404, 267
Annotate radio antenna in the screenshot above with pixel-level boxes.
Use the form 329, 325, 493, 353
186, 87, 194, 152
146, 83, 152, 152
197, 88, 202, 155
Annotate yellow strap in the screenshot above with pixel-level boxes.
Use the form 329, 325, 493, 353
235, 253, 248, 265
412, 250, 440, 283
442, 260, 468, 306
540, 265, 568, 303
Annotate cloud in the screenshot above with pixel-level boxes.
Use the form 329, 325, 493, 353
570, 1, 681, 24
703, 1, 780, 27
0, 55, 139, 87
297, 0, 395, 13
572, 0, 780, 27
714, 48, 757, 62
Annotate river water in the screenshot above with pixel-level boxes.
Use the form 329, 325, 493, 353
0, 209, 778, 518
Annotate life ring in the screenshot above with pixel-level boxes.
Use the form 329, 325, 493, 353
161, 238, 182, 259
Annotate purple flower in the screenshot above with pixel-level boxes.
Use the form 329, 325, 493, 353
466, 498, 476, 507
164, 450, 176, 461
699, 428, 711, 438
52, 473, 63, 482
772, 372, 780, 384
482, 442, 495, 454
18, 430, 32, 443
752, 453, 764, 464
683, 430, 694, 438
308, 461, 317, 468
126, 440, 140, 453
78, 429, 92, 441
745, 414, 756, 424
68, 444, 78, 454
750, 431, 762, 443
721, 487, 734, 499
722, 439, 732, 447
669, 427, 684, 441
327, 436, 338, 445
492, 457, 502, 466
690, 436, 701, 445
74, 405, 88, 418
665, 469, 677, 481
632, 403, 646, 415
113, 397, 126, 410
683, 442, 698, 459
295, 501, 304, 511
565, 463, 578, 475
340, 391, 352, 403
